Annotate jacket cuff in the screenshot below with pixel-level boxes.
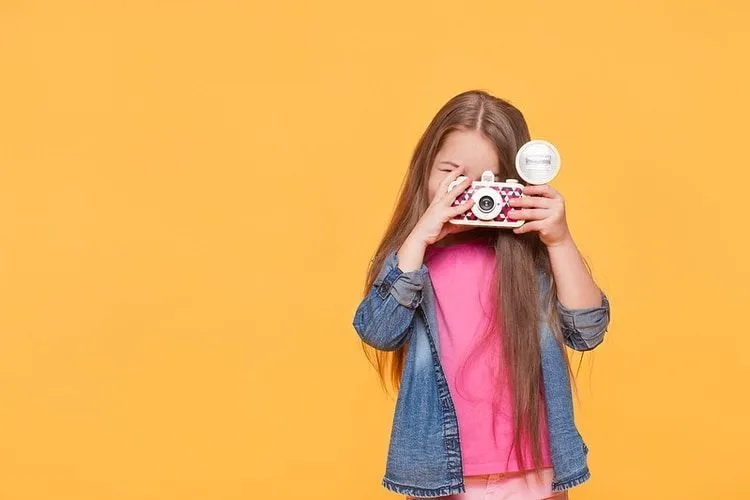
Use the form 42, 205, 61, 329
376, 249, 429, 309
556, 290, 610, 333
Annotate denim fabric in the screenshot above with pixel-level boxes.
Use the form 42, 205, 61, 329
353, 248, 611, 497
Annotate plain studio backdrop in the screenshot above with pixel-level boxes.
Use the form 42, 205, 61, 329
1, 1, 748, 499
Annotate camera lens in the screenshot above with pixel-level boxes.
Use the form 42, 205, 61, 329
478, 195, 495, 212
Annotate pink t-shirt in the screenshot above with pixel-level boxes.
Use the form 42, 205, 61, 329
424, 239, 552, 476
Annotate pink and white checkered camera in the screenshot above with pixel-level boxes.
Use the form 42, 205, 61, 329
446, 139, 561, 228
447, 171, 525, 228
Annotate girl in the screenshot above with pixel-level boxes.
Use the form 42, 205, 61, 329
352, 90, 611, 499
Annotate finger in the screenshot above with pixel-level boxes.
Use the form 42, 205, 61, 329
436, 220, 474, 241
435, 222, 459, 241
441, 176, 473, 206
451, 224, 475, 234
513, 220, 543, 234
507, 207, 549, 221
507, 195, 552, 209
442, 222, 464, 236
448, 197, 475, 216
522, 184, 559, 199
434, 166, 467, 201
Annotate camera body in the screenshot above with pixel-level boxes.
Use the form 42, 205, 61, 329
447, 170, 525, 228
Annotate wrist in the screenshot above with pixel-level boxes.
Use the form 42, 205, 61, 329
397, 234, 428, 272
545, 231, 575, 250
405, 231, 429, 250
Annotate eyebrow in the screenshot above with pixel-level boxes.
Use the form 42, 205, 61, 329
439, 161, 462, 168
440, 161, 499, 177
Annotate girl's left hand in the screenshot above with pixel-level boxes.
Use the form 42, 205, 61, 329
507, 184, 572, 247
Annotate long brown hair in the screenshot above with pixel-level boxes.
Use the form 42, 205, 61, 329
360, 90, 571, 472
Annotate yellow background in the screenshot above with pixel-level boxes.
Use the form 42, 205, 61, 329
1, 1, 748, 499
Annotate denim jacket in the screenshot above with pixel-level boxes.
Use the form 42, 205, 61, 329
352, 248, 611, 498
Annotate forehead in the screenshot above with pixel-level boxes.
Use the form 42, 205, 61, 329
435, 129, 500, 174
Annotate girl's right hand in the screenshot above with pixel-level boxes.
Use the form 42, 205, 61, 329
396, 167, 476, 272
410, 166, 476, 246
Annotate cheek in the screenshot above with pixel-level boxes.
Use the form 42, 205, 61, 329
427, 177, 441, 201
426, 169, 448, 201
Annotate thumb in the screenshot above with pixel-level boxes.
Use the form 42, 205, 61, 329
437, 221, 464, 240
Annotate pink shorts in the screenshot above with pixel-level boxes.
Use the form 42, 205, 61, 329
406, 469, 568, 500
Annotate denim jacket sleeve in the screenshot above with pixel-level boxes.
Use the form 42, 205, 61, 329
352, 249, 429, 351
556, 290, 611, 351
